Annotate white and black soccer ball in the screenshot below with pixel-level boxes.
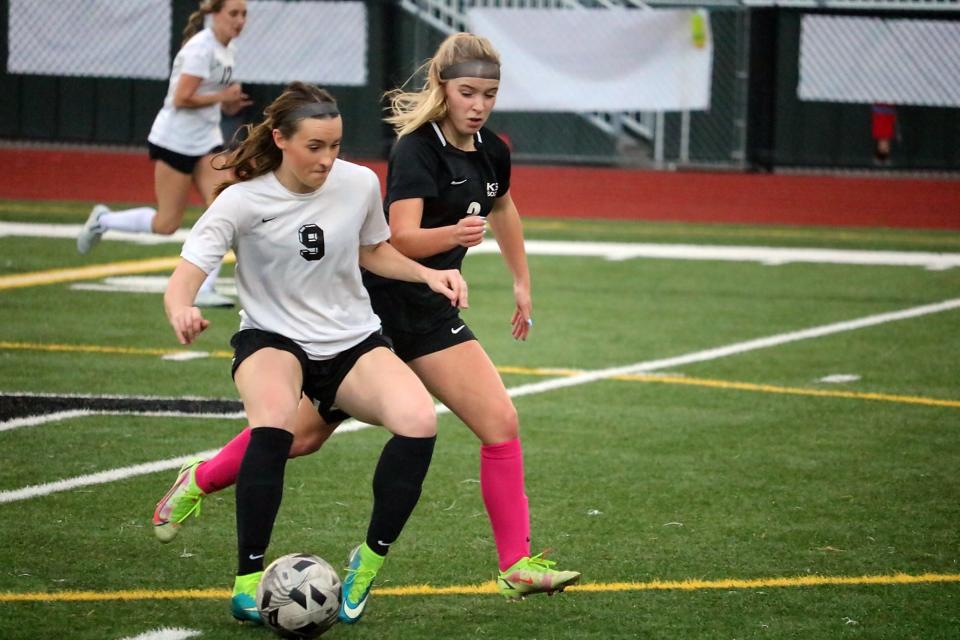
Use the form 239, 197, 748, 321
257, 553, 342, 638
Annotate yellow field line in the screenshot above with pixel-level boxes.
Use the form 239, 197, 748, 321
498, 366, 960, 409
1, 344, 957, 409
0, 341, 233, 359
2, 572, 958, 602
0, 253, 235, 291
620, 373, 960, 409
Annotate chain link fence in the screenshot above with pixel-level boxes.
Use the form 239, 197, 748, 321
398, 0, 752, 168
3, 0, 958, 169
8, 0, 173, 80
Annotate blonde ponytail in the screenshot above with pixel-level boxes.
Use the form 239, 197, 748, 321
385, 33, 500, 138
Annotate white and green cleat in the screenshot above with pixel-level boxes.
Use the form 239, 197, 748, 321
497, 553, 580, 600
152, 458, 205, 543
231, 571, 263, 624
338, 543, 384, 624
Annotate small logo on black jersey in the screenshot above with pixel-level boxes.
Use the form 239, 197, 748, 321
486, 182, 498, 197
451, 178, 468, 186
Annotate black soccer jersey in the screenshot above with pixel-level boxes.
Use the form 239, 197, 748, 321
364, 121, 512, 334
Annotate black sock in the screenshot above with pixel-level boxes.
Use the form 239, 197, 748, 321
236, 426, 293, 575
366, 434, 436, 556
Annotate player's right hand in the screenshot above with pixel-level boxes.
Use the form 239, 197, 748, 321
169, 306, 210, 345
424, 268, 469, 309
453, 215, 486, 248
222, 83, 246, 102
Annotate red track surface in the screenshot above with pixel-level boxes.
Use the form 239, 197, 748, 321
3, 147, 958, 229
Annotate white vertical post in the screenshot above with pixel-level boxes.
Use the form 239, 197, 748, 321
654, 111, 665, 168
680, 110, 691, 165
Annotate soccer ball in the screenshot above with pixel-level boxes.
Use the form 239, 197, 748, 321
257, 553, 342, 638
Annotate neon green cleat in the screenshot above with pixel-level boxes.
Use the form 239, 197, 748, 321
497, 553, 581, 600
152, 459, 205, 543
231, 571, 263, 624
338, 543, 384, 623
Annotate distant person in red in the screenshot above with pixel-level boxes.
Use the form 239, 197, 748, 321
871, 103, 897, 165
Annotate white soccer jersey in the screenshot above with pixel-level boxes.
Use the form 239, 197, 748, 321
181, 160, 392, 360
148, 29, 236, 156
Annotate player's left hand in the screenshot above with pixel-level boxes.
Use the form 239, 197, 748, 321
425, 269, 469, 309
511, 282, 533, 341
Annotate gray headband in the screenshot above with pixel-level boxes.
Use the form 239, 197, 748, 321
287, 101, 340, 124
439, 59, 500, 81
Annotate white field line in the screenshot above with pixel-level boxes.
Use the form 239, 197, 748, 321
493, 240, 960, 271
0, 222, 191, 246
117, 628, 202, 640
504, 297, 960, 399
0, 410, 245, 433
0, 452, 219, 505
2, 298, 957, 505
1, 391, 233, 400
2, 222, 959, 269
0, 414, 374, 504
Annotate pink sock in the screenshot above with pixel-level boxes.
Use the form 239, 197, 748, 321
194, 428, 251, 493
480, 438, 531, 571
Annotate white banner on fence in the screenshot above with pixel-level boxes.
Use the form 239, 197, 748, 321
799, 15, 960, 107
6, 0, 367, 86
8, 0, 171, 79
466, 8, 712, 112
234, 1, 367, 86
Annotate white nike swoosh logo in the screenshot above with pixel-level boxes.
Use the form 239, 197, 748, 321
249, 553, 264, 560
341, 598, 366, 620
451, 325, 466, 334
377, 540, 392, 547
450, 179, 467, 185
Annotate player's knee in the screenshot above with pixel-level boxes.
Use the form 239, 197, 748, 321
151, 219, 180, 235
496, 402, 519, 435
289, 427, 330, 458
252, 405, 299, 432
478, 403, 519, 442
392, 402, 437, 438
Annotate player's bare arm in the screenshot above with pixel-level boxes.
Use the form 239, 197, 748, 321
359, 241, 468, 308
487, 191, 532, 339
389, 198, 486, 259
164, 259, 211, 344
174, 73, 248, 110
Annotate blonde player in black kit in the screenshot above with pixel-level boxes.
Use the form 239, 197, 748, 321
367, 31, 581, 600
163, 82, 467, 625
151, 33, 578, 616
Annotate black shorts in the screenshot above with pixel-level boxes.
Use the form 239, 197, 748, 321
148, 142, 224, 175
384, 314, 476, 362
229, 328, 393, 423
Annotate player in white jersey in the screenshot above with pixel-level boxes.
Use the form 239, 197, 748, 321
152, 33, 577, 619
77, 0, 252, 307
163, 82, 467, 625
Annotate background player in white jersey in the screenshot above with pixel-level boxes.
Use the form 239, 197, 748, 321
164, 82, 467, 624
151, 32, 578, 606
77, 0, 252, 307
